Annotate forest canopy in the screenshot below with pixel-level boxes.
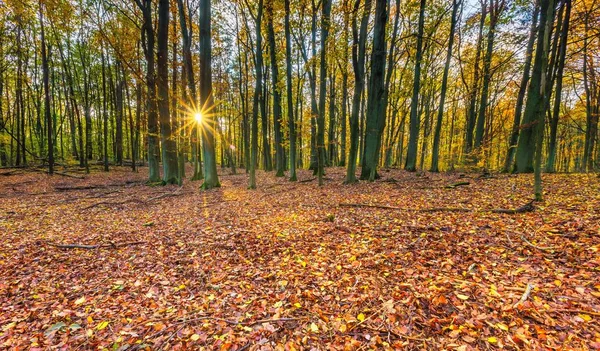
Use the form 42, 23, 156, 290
0, 0, 598, 192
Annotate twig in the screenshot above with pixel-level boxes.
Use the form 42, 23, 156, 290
520, 235, 555, 252
513, 283, 534, 308
552, 309, 600, 317
339, 203, 402, 210
45, 241, 146, 249
169, 315, 303, 327
445, 181, 470, 189
299, 177, 316, 183
492, 200, 535, 214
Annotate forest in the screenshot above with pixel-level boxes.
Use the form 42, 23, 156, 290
0, 0, 599, 349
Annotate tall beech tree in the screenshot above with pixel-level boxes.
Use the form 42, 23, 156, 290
430, 0, 460, 172
199, 0, 220, 189
404, 0, 426, 172
345, 0, 372, 183
360, 0, 387, 181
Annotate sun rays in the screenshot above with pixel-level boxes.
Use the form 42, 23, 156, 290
176, 93, 219, 140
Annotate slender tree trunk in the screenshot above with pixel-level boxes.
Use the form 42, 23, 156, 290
515, 0, 556, 173
430, 0, 460, 172
546, 0, 570, 173
316, 0, 332, 185
504, 1, 539, 172
40, 3, 53, 174
136, 0, 161, 182
101, 49, 109, 172
464, 1, 487, 156
249, 0, 264, 189
266, 0, 285, 177
157, 0, 179, 183
360, 0, 388, 180
345, 0, 372, 183
199, 0, 220, 189
284, 0, 297, 180
404, 0, 426, 171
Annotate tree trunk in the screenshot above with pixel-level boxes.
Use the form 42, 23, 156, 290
249, 0, 264, 189
284, 0, 297, 181
474, 0, 505, 152
504, 1, 539, 173
360, 0, 388, 181
345, 0, 372, 183
199, 0, 220, 189
515, 0, 556, 173
404, 0, 426, 172
430, 0, 459, 172
316, 0, 332, 186
266, 0, 285, 177
546, 0, 570, 173
40, 3, 53, 174
157, 0, 179, 184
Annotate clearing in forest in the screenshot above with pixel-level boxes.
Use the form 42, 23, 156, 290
0, 167, 599, 350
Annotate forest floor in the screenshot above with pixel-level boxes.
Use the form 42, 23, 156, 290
0, 165, 599, 350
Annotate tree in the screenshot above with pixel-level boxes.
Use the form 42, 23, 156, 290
360, 0, 388, 181
135, 0, 161, 182
284, 0, 297, 181
504, 1, 540, 173
405, 0, 426, 172
515, 0, 557, 174
157, 0, 179, 184
430, 0, 460, 172
345, 0, 372, 183
39, 0, 53, 175
199, 0, 220, 189
316, 0, 332, 186
473, 0, 507, 151
546, 0, 570, 173
248, 0, 264, 189
265, 0, 285, 177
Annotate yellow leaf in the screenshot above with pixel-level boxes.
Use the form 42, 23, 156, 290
339, 324, 347, 333
96, 321, 109, 330
293, 303, 302, 308
299, 260, 307, 268
579, 314, 592, 322
357, 313, 366, 322
455, 293, 469, 301
273, 301, 283, 308
310, 322, 319, 333
74, 296, 86, 305
190, 334, 201, 341
497, 323, 509, 331
487, 336, 498, 343
87, 316, 94, 324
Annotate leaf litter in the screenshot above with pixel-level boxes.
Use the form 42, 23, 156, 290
0, 167, 599, 350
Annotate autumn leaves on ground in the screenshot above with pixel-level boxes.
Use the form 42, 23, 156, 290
1, 167, 599, 350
